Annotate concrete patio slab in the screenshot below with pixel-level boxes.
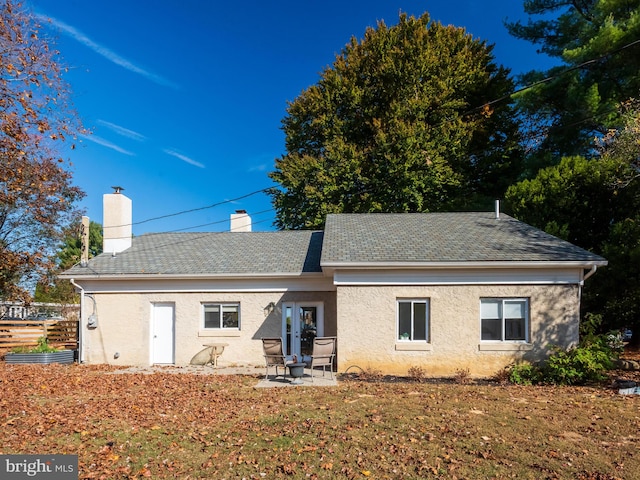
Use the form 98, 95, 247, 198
255, 368, 337, 388
106, 364, 338, 387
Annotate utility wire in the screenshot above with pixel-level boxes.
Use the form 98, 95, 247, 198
467, 38, 640, 115
101, 38, 640, 234
103, 187, 271, 230
167, 208, 275, 233
102, 208, 276, 240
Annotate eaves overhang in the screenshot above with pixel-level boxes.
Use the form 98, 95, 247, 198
321, 259, 608, 272
59, 271, 327, 281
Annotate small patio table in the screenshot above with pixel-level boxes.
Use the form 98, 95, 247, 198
287, 362, 306, 385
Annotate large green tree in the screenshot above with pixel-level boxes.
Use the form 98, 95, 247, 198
270, 12, 523, 229
0, 1, 84, 301
35, 220, 102, 303
507, 0, 640, 166
505, 103, 640, 338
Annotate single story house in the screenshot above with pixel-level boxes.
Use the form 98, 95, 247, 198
60, 191, 607, 376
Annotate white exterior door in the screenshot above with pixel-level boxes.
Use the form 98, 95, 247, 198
282, 302, 324, 360
151, 303, 175, 364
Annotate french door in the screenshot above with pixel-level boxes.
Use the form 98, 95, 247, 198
282, 302, 324, 359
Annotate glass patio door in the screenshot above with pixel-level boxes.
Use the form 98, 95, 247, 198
282, 302, 324, 360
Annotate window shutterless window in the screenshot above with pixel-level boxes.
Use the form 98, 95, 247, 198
397, 299, 429, 341
480, 298, 528, 342
203, 303, 239, 329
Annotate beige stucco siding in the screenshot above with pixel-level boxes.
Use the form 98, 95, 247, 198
336, 283, 580, 377
82, 290, 336, 367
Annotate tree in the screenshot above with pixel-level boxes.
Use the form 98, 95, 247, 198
270, 12, 523, 229
505, 102, 640, 339
34, 220, 102, 303
507, 0, 640, 165
0, 1, 84, 301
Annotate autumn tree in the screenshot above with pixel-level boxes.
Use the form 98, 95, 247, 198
0, 1, 84, 301
507, 0, 640, 167
269, 12, 523, 229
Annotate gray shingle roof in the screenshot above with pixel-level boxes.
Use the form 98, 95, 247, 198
320, 213, 606, 265
63, 212, 606, 279
63, 231, 324, 277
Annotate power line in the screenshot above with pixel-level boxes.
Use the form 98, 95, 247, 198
103, 187, 272, 230
167, 208, 275, 233
101, 38, 640, 236
468, 38, 640, 115
101, 208, 276, 241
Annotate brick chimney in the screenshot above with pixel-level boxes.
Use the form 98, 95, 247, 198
103, 186, 132, 253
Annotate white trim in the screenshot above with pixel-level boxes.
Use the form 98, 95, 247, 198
70, 277, 335, 294
150, 302, 175, 365
60, 272, 327, 280
322, 260, 607, 269
396, 298, 430, 343
480, 298, 529, 343
334, 268, 584, 286
201, 302, 240, 331
281, 301, 324, 357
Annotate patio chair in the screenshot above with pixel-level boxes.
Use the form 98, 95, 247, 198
310, 336, 336, 382
262, 337, 289, 380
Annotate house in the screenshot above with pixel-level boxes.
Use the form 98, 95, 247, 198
60, 191, 607, 376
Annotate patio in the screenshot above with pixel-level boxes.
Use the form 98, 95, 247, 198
107, 364, 338, 387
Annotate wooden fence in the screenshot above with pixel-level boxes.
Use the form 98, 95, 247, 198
0, 319, 79, 350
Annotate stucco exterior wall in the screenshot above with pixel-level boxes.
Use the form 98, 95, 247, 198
336, 283, 580, 377
81, 290, 337, 367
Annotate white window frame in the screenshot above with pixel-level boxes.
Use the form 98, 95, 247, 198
396, 299, 430, 342
480, 298, 529, 342
202, 303, 240, 330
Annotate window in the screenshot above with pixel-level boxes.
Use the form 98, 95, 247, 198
480, 298, 528, 341
203, 303, 239, 329
397, 299, 429, 342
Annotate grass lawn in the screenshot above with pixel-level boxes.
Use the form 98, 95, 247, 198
0, 363, 638, 479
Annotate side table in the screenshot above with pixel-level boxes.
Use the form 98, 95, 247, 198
203, 343, 228, 368
288, 362, 306, 385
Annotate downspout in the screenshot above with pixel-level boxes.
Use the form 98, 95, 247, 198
582, 265, 598, 283
69, 278, 84, 363
577, 265, 598, 338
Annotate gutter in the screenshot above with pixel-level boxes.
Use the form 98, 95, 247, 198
321, 260, 609, 270
58, 271, 327, 281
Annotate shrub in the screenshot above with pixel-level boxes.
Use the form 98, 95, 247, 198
454, 367, 471, 384
542, 342, 615, 385
508, 362, 541, 385
506, 319, 620, 386
11, 336, 59, 354
407, 365, 426, 382
491, 366, 511, 384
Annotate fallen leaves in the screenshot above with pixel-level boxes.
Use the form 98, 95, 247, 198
0, 363, 639, 479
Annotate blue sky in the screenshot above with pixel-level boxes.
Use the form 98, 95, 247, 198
27, 0, 555, 235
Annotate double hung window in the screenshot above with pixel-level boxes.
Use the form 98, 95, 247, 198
480, 298, 528, 342
397, 299, 429, 342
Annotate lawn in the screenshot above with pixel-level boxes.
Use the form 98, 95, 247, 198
0, 363, 638, 479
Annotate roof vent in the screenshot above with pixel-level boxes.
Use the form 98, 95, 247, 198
495, 200, 500, 219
